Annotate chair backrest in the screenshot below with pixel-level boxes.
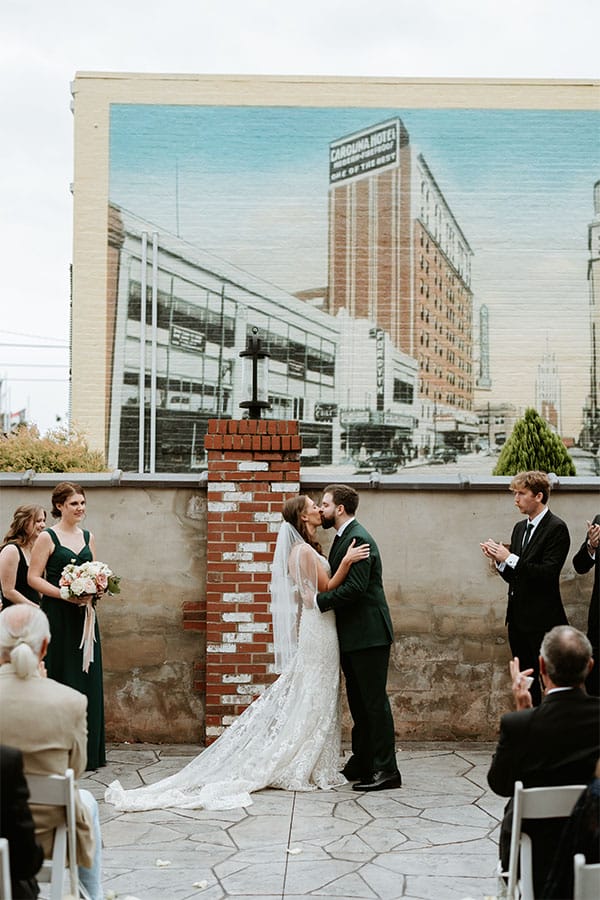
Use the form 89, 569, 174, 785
0, 837, 12, 900
574, 853, 600, 900
506, 781, 586, 900
25, 769, 79, 900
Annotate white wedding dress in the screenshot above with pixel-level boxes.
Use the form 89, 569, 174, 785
105, 548, 344, 812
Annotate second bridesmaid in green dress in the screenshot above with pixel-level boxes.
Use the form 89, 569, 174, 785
28, 481, 106, 770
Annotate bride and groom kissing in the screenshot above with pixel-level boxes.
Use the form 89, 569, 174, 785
105, 483, 401, 813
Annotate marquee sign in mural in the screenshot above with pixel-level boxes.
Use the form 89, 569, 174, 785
329, 118, 402, 184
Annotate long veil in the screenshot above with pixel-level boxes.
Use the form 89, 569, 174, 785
270, 522, 306, 673
105, 522, 342, 813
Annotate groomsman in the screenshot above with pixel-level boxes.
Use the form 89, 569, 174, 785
572, 514, 600, 696
481, 470, 570, 706
317, 484, 401, 792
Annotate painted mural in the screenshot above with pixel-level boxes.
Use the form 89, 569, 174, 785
104, 102, 599, 475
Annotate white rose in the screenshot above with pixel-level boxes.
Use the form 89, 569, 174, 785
70, 577, 87, 596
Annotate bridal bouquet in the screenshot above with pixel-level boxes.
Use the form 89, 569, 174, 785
59, 560, 121, 673
59, 560, 121, 601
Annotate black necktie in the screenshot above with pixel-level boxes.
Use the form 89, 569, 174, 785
522, 522, 534, 552
330, 534, 340, 556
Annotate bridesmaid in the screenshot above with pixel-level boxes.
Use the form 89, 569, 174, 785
28, 482, 106, 769
0, 505, 46, 608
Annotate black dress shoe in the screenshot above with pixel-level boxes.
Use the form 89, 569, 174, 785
340, 760, 365, 781
352, 770, 402, 791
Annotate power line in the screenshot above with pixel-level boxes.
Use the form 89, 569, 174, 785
0, 342, 69, 349
0, 328, 67, 345
1, 377, 69, 383
1, 363, 68, 368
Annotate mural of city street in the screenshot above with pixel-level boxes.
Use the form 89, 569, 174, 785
103, 101, 599, 474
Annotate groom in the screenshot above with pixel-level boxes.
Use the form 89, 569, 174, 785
316, 484, 401, 791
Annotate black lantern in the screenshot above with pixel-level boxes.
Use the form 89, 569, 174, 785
239, 327, 271, 419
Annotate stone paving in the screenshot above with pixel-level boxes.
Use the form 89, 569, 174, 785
77, 742, 504, 900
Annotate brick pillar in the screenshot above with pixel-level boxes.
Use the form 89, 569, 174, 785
203, 418, 301, 742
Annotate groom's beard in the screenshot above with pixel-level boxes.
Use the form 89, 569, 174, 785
320, 514, 336, 529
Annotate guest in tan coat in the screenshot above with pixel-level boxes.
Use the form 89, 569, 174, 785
0, 604, 103, 900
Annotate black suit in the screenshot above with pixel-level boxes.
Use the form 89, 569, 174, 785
499, 509, 570, 705
0, 744, 44, 900
573, 514, 600, 696
487, 688, 600, 898
317, 519, 398, 779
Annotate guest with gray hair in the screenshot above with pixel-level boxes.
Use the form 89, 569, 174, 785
0, 601, 50, 676
0, 605, 103, 900
488, 625, 599, 898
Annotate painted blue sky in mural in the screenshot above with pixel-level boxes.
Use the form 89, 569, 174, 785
109, 104, 600, 435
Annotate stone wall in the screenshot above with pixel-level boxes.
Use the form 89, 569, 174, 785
346, 484, 596, 741
1, 478, 207, 743
0, 473, 596, 743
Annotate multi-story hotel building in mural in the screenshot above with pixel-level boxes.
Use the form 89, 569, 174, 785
326, 119, 476, 456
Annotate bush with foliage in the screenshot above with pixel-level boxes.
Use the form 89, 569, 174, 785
493, 407, 576, 476
0, 425, 107, 473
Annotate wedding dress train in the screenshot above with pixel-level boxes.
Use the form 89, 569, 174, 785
105, 601, 344, 811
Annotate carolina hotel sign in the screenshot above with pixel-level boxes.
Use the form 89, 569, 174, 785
329, 119, 400, 184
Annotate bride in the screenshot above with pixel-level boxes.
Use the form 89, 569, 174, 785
105, 494, 369, 811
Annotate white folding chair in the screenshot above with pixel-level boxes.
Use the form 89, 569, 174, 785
0, 838, 12, 900
505, 780, 586, 900
573, 852, 600, 900
25, 769, 90, 900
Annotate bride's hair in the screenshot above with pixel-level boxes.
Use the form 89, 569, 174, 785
282, 496, 322, 556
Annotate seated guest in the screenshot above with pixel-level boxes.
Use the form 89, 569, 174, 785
0, 605, 103, 900
542, 760, 600, 899
488, 625, 600, 899
0, 744, 44, 900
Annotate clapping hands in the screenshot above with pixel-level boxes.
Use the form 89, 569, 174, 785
586, 520, 600, 552
480, 539, 509, 563
509, 657, 534, 710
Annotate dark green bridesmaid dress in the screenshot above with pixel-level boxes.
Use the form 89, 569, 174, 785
40, 527, 106, 769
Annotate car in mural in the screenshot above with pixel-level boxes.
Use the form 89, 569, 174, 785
429, 446, 458, 464
355, 450, 399, 474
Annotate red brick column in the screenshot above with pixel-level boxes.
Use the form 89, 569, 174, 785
203, 419, 301, 742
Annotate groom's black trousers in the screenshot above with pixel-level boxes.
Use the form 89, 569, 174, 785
341, 644, 397, 776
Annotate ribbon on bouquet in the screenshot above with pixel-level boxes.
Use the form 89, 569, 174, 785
79, 602, 96, 673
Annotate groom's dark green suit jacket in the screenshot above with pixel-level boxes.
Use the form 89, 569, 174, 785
316, 519, 393, 653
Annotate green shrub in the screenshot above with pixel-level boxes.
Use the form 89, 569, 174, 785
493, 407, 576, 476
0, 425, 107, 473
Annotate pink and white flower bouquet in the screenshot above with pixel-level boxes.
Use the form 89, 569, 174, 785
59, 560, 120, 601
59, 560, 120, 672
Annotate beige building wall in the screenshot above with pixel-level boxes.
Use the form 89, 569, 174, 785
71, 74, 599, 455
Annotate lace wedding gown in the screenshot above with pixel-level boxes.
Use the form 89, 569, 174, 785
105, 553, 344, 811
